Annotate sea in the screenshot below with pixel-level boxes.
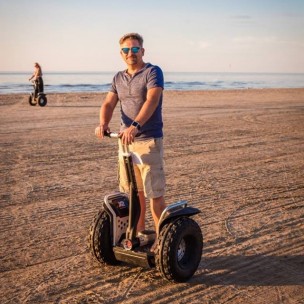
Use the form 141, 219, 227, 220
0, 71, 303, 94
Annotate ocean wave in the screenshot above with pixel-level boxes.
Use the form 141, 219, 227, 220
51, 83, 111, 88
1, 72, 303, 94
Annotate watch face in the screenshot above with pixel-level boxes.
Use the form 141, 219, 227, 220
132, 121, 140, 130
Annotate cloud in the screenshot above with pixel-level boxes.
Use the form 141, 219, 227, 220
230, 15, 254, 25
231, 15, 252, 20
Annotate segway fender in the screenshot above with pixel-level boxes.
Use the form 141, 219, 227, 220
158, 201, 200, 235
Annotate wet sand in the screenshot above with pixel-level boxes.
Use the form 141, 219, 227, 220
0, 89, 304, 303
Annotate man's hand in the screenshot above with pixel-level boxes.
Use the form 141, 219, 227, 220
95, 124, 109, 139
120, 126, 139, 145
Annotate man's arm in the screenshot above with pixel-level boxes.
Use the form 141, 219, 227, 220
134, 87, 163, 126
95, 91, 118, 139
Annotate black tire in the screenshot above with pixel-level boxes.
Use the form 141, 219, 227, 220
156, 217, 203, 282
28, 94, 37, 106
38, 95, 47, 107
88, 210, 120, 265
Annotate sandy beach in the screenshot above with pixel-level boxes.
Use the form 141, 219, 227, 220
0, 89, 303, 303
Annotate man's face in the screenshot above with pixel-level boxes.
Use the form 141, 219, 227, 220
120, 39, 144, 66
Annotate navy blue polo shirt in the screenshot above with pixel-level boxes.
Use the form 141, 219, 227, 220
110, 63, 164, 139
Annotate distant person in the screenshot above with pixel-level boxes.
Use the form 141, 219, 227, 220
95, 32, 166, 252
29, 62, 44, 97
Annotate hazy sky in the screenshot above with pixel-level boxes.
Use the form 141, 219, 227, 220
1, 0, 303, 73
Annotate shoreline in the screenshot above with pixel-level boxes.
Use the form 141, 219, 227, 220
1, 87, 304, 106
1, 87, 304, 95
1, 87, 304, 96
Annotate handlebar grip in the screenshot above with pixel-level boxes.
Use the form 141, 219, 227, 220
104, 131, 119, 138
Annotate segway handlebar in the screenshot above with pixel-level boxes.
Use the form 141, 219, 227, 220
104, 131, 119, 138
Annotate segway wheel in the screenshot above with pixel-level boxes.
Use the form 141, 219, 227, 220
38, 95, 47, 107
88, 210, 120, 265
155, 217, 203, 282
28, 94, 37, 106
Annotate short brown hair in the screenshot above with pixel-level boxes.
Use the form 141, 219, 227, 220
119, 33, 144, 46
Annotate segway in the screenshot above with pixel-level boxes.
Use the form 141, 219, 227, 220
88, 132, 203, 282
28, 80, 47, 107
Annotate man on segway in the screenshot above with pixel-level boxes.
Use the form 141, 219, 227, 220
95, 33, 166, 252
91, 33, 202, 282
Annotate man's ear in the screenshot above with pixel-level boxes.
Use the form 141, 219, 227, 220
141, 48, 145, 56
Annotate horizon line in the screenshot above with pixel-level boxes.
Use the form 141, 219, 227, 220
1, 70, 304, 75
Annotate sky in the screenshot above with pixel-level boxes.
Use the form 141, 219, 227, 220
0, 0, 304, 73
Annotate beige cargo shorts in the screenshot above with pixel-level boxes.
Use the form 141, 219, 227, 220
118, 138, 165, 199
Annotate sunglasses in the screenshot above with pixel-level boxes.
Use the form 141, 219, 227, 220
121, 47, 141, 54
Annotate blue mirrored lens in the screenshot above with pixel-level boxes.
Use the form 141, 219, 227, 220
121, 47, 140, 54
131, 47, 140, 53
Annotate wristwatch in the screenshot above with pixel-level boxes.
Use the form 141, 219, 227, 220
131, 121, 141, 130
